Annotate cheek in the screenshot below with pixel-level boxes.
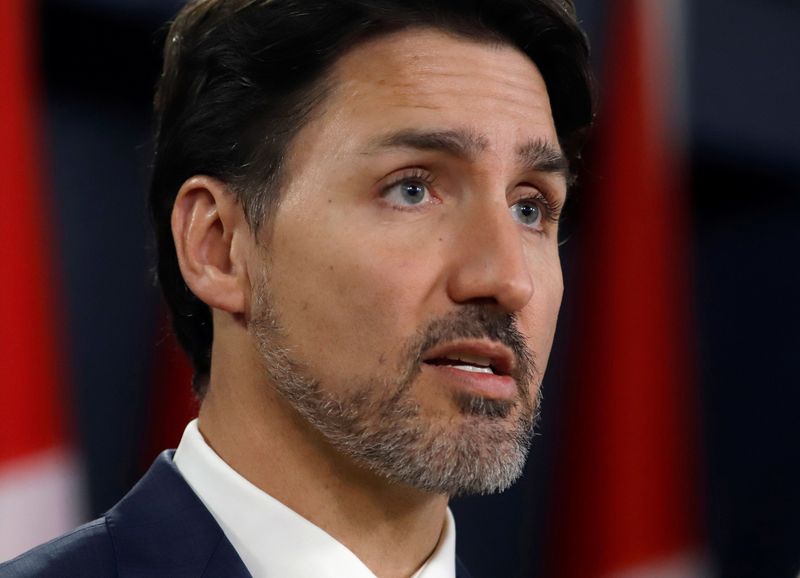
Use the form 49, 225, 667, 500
520, 248, 564, 363
265, 211, 439, 384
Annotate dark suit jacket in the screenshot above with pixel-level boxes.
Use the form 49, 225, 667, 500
0, 451, 473, 577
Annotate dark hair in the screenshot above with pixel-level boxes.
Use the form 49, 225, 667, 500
150, 0, 595, 398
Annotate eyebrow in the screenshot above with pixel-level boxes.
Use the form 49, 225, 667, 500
365, 128, 570, 181
366, 128, 488, 159
517, 138, 571, 182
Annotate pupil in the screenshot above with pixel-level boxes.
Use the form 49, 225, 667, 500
516, 203, 539, 224
404, 183, 424, 199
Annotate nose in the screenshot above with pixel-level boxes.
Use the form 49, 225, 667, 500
445, 200, 535, 313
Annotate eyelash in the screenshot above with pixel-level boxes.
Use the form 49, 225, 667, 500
380, 168, 564, 224
381, 169, 438, 198
518, 189, 564, 225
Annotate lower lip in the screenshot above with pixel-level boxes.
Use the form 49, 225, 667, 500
423, 363, 517, 400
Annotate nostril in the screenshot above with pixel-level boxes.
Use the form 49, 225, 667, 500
459, 297, 501, 307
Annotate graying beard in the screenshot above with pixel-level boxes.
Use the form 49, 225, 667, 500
251, 285, 540, 496
455, 392, 516, 419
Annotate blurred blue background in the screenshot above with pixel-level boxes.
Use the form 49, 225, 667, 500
22, 0, 800, 576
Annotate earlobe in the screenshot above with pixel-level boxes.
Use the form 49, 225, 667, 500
172, 176, 247, 314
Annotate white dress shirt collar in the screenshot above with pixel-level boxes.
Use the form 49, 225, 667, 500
173, 419, 456, 578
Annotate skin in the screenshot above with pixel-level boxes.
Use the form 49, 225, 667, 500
172, 28, 566, 578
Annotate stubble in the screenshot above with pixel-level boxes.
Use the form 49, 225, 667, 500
250, 278, 542, 496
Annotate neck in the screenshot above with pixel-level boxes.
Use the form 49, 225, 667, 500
198, 344, 449, 578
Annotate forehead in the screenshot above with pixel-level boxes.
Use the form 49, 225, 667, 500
317, 27, 558, 149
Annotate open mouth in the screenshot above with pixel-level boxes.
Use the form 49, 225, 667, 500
425, 354, 501, 375
421, 342, 514, 378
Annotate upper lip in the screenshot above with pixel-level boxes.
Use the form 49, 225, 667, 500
421, 340, 515, 377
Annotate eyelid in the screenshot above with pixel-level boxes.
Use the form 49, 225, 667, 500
379, 167, 437, 192
378, 167, 440, 204
376, 167, 441, 211
513, 185, 563, 225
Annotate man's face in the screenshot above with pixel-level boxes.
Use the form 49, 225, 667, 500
249, 28, 566, 495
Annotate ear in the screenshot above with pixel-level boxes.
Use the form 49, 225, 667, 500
172, 176, 249, 314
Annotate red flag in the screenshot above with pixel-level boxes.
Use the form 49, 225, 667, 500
545, 1, 707, 576
0, 0, 83, 560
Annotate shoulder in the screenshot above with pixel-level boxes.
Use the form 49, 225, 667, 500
0, 517, 115, 577
0, 452, 248, 578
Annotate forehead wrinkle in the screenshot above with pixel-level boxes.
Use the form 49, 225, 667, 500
375, 71, 550, 115
316, 29, 561, 175
337, 38, 551, 112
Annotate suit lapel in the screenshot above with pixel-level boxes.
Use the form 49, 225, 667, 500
106, 451, 472, 578
201, 534, 254, 578
456, 556, 474, 578
106, 451, 250, 578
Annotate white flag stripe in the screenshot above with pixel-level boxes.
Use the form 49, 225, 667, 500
604, 551, 713, 578
0, 448, 85, 561
641, 0, 690, 147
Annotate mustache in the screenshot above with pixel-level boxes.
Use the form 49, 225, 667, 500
408, 305, 537, 389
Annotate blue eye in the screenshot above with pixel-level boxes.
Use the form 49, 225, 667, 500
511, 200, 542, 228
384, 180, 431, 206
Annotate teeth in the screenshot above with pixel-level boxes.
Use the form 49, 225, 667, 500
445, 354, 492, 367
451, 364, 494, 374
